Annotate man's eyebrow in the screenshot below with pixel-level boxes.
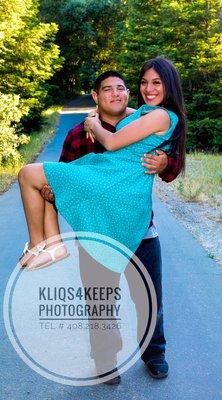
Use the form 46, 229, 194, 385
101, 84, 126, 89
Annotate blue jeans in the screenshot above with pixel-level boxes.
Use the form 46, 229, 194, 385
135, 237, 166, 361
79, 236, 166, 366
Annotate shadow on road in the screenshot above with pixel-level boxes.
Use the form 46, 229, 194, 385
62, 94, 95, 113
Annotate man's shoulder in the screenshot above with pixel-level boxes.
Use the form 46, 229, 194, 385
65, 121, 86, 141
68, 121, 85, 134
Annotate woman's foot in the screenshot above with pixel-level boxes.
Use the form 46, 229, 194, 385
26, 242, 69, 271
19, 241, 46, 268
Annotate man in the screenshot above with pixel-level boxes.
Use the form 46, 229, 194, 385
41, 71, 181, 384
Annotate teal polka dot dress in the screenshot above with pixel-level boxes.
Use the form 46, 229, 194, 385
43, 105, 178, 272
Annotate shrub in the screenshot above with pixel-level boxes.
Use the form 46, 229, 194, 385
0, 92, 29, 165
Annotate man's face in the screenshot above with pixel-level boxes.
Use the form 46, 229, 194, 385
92, 77, 129, 117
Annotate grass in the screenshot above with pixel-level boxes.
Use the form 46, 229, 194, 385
172, 152, 222, 206
0, 106, 61, 194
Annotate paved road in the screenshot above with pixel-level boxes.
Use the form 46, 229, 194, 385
0, 109, 222, 400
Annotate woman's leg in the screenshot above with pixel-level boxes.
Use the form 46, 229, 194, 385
18, 163, 69, 269
43, 201, 68, 249
18, 163, 48, 247
44, 201, 60, 240
30, 200, 68, 270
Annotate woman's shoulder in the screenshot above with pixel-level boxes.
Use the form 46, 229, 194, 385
139, 104, 178, 123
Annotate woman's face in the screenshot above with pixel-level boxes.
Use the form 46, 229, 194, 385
140, 68, 165, 106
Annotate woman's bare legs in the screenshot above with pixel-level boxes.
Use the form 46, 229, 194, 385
38, 182, 61, 242
18, 163, 68, 268
18, 163, 47, 247
44, 200, 61, 244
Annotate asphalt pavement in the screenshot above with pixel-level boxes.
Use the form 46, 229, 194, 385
0, 106, 222, 400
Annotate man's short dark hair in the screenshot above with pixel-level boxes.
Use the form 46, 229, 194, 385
93, 71, 127, 92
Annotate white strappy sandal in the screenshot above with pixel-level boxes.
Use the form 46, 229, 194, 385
19, 241, 70, 271
19, 242, 46, 268
26, 243, 70, 271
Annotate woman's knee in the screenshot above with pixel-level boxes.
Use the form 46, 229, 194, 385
18, 163, 45, 188
18, 164, 33, 184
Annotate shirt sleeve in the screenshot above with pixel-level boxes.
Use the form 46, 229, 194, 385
59, 128, 76, 162
59, 120, 114, 163
158, 155, 181, 183
59, 122, 92, 162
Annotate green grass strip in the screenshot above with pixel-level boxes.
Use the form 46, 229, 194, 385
172, 152, 222, 206
0, 106, 61, 194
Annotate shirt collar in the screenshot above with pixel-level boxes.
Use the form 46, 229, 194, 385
101, 119, 116, 133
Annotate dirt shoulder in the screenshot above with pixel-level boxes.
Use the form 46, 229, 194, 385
154, 178, 222, 266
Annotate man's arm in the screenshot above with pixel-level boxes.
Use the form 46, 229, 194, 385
59, 122, 86, 162
59, 129, 76, 162
159, 154, 181, 182
141, 150, 181, 183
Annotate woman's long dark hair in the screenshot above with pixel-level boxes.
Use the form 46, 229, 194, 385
138, 57, 187, 173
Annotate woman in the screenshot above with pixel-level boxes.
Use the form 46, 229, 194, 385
18, 57, 186, 272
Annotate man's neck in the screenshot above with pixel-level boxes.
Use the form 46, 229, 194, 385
99, 112, 127, 126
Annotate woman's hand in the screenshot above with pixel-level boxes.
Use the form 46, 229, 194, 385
88, 109, 98, 118
84, 113, 101, 142
84, 113, 100, 131
86, 130, 96, 143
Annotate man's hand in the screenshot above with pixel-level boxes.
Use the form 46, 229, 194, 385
141, 150, 168, 175
40, 184, 55, 203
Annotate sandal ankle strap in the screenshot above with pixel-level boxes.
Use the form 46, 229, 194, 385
23, 242, 46, 257
42, 243, 65, 261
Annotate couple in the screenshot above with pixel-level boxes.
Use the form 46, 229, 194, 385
18, 57, 186, 382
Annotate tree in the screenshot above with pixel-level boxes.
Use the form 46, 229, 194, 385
40, 0, 124, 95
0, 93, 29, 165
114, 0, 222, 151
0, 0, 62, 122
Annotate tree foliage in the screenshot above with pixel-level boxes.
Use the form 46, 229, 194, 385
0, 93, 29, 165
40, 0, 124, 95
114, 0, 222, 151
0, 0, 62, 113
0, 0, 62, 164
0, 0, 221, 158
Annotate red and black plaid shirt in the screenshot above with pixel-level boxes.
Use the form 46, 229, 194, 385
59, 120, 181, 183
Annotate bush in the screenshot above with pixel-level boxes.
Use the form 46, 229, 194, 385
0, 93, 29, 165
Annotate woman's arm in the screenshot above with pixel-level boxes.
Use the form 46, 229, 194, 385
84, 109, 170, 151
